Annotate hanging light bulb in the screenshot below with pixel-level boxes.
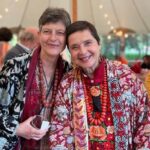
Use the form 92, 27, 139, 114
107, 35, 111, 40
99, 3, 115, 33
99, 4, 103, 9
124, 33, 129, 38
107, 20, 111, 25
116, 31, 123, 37
5, 8, 9, 13
110, 26, 114, 30
104, 14, 108, 18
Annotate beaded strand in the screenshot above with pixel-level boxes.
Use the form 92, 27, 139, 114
83, 66, 108, 126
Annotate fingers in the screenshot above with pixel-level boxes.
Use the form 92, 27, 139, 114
30, 126, 48, 140
27, 116, 36, 123
144, 132, 150, 136
31, 128, 47, 136
144, 124, 150, 136
144, 129, 150, 136
30, 132, 44, 140
16, 116, 48, 140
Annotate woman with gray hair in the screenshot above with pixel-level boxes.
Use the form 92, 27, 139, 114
0, 7, 71, 150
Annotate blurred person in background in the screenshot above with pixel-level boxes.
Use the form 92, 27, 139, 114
4, 27, 39, 62
131, 55, 150, 74
141, 55, 150, 69
0, 27, 13, 69
115, 55, 128, 65
131, 55, 150, 82
0, 7, 71, 150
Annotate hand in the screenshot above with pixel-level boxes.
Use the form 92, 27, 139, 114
16, 116, 49, 140
144, 124, 150, 136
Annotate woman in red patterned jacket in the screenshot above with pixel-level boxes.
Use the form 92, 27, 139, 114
50, 21, 150, 150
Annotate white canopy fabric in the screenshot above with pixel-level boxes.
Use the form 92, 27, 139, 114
0, 0, 150, 35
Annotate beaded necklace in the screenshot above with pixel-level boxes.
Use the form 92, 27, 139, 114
38, 59, 59, 108
83, 65, 108, 126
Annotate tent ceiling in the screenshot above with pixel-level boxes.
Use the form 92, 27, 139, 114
0, 0, 150, 35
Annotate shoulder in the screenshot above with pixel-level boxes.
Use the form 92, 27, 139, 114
8, 44, 25, 53
106, 59, 142, 86
107, 59, 133, 76
61, 69, 74, 82
1, 53, 31, 76
4, 44, 24, 61
59, 69, 75, 90
5, 53, 31, 65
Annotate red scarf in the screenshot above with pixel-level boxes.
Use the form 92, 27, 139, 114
20, 47, 41, 150
20, 47, 65, 149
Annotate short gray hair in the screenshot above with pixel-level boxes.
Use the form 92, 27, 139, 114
39, 7, 71, 31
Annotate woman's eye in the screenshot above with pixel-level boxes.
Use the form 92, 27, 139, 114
56, 32, 65, 36
85, 41, 92, 46
71, 46, 79, 50
42, 30, 49, 34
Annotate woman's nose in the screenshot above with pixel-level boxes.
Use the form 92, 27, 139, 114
79, 45, 86, 54
49, 33, 57, 41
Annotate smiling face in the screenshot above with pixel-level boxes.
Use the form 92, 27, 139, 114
68, 29, 100, 74
39, 21, 66, 58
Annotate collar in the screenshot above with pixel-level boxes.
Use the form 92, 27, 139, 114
18, 43, 31, 53
82, 59, 105, 84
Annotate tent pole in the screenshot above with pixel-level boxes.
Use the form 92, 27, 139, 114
72, 0, 77, 22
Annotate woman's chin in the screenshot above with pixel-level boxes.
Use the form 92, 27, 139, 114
82, 62, 99, 74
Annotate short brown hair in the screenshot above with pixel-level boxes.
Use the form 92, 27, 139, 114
66, 21, 100, 47
39, 7, 71, 31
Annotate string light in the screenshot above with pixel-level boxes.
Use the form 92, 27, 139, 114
116, 31, 123, 37
0, 0, 20, 21
110, 26, 114, 30
99, 3, 115, 33
99, 4, 103, 9
107, 20, 111, 25
124, 33, 129, 38
104, 14, 108, 18
5, 8, 9, 13
107, 35, 112, 40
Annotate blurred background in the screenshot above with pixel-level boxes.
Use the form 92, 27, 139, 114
0, 0, 150, 63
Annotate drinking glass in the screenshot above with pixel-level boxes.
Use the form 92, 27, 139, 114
30, 115, 50, 130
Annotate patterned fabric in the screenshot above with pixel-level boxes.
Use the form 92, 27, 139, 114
0, 47, 70, 150
0, 52, 30, 150
50, 59, 150, 150
88, 84, 115, 150
20, 65, 42, 150
4, 43, 30, 63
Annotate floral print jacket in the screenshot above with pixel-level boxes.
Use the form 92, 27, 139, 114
0, 47, 70, 150
0, 53, 30, 150
50, 60, 150, 150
